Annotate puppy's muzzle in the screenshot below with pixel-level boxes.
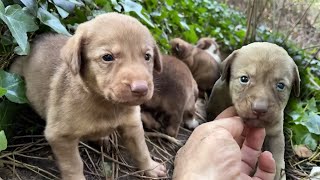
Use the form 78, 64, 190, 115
252, 99, 268, 116
130, 80, 148, 96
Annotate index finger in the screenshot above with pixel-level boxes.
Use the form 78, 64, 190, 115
215, 106, 238, 119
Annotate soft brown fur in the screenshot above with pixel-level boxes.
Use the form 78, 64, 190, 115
170, 38, 220, 97
196, 37, 222, 64
141, 55, 198, 137
206, 42, 300, 180
10, 13, 166, 179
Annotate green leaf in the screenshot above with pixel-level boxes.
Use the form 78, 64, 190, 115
0, 2, 39, 55
0, 87, 7, 96
306, 98, 317, 112
119, 0, 154, 28
111, 0, 122, 12
66, 0, 85, 7
300, 112, 320, 135
20, 0, 38, 16
0, 70, 28, 104
291, 124, 318, 150
0, 130, 7, 152
55, 5, 69, 19
37, 7, 71, 36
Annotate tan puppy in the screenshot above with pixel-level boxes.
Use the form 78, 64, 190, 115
170, 38, 220, 98
10, 13, 166, 179
206, 42, 300, 180
196, 37, 222, 64
142, 55, 198, 137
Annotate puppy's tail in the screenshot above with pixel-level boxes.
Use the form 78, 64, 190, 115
9, 56, 25, 76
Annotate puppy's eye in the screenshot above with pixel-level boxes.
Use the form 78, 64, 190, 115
102, 54, 114, 62
145, 53, 151, 61
239, 76, 250, 84
276, 82, 285, 91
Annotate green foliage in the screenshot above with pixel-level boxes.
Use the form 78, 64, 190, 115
0, 0, 319, 151
0, 130, 7, 152
0, 1, 38, 55
0, 69, 28, 104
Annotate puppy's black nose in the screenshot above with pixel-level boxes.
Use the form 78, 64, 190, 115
130, 80, 148, 96
252, 100, 268, 115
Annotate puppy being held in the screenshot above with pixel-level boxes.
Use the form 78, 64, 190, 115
206, 42, 300, 180
196, 37, 222, 64
170, 38, 220, 98
10, 13, 166, 180
142, 55, 199, 137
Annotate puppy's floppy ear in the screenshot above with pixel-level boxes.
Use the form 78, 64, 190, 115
292, 64, 301, 97
196, 38, 212, 49
153, 45, 162, 73
221, 50, 238, 81
170, 39, 187, 58
60, 27, 84, 75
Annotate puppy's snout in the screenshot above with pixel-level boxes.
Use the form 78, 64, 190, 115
252, 100, 268, 115
130, 80, 148, 96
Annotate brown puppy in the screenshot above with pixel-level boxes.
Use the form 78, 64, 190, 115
196, 37, 222, 64
142, 55, 198, 137
10, 13, 166, 179
206, 42, 300, 180
170, 38, 220, 98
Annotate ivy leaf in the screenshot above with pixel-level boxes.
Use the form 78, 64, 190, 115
306, 97, 317, 112
111, 0, 122, 12
0, 70, 28, 104
300, 112, 320, 135
0, 2, 39, 55
53, 0, 77, 13
0, 130, 7, 152
291, 124, 318, 150
20, 0, 38, 16
0, 87, 7, 97
54, 5, 69, 19
119, 0, 154, 28
37, 7, 71, 36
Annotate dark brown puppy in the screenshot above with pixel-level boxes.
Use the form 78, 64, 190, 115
142, 55, 198, 137
10, 13, 166, 179
206, 42, 300, 180
170, 38, 220, 97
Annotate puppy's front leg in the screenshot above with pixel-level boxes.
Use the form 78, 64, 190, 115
264, 132, 286, 180
45, 130, 85, 180
118, 113, 166, 177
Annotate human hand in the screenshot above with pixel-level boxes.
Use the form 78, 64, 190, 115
173, 106, 276, 180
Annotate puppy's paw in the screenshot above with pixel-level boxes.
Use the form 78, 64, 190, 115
144, 160, 166, 177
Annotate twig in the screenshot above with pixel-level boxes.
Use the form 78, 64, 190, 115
2, 157, 59, 180
243, 0, 255, 44
276, 0, 287, 32
0, 138, 45, 159
7, 165, 23, 180
303, 44, 320, 50
312, 11, 320, 26
79, 142, 135, 169
14, 153, 50, 160
284, 0, 315, 43
145, 138, 173, 158
145, 132, 183, 146
84, 148, 100, 177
